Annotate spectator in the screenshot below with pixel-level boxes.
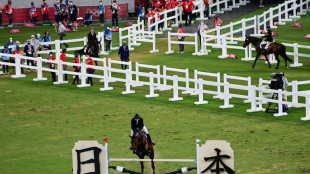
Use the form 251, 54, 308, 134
60, 0, 68, 25
98, 0, 105, 26
197, 20, 209, 48
72, 53, 80, 85
68, 0, 79, 31
165, 0, 172, 27
259, 0, 264, 7
48, 52, 56, 82
147, 0, 154, 13
213, 15, 222, 28
111, 0, 120, 28
54, 0, 62, 32
177, 24, 185, 53
84, 13, 92, 26
12, 45, 25, 74
36, 33, 42, 57
11, 40, 20, 52
7, 37, 15, 52
204, 0, 209, 19
1, 45, 11, 74
42, 31, 52, 50
104, 25, 112, 52
30, 35, 40, 57
138, 4, 145, 23
58, 20, 69, 48
118, 41, 130, 70
4, 0, 13, 27
60, 48, 67, 81
86, 53, 94, 86
158, 6, 165, 31
280, 72, 289, 106
30, 2, 38, 25
24, 40, 35, 72
154, 0, 162, 10
41, 0, 50, 21
146, 8, 154, 31
178, 0, 195, 26
0, 1, 3, 29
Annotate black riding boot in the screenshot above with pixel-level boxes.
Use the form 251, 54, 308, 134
147, 134, 156, 145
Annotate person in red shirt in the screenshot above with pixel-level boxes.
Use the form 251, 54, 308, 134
177, 24, 185, 53
72, 53, 80, 85
158, 6, 165, 31
30, 2, 38, 25
179, 0, 195, 26
59, 48, 67, 81
147, 6, 156, 31
41, 0, 50, 21
4, 0, 13, 27
48, 52, 56, 82
204, 0, 209, 19
153, 0, 162, 10
12, 45, 25, 74
86, 53, 94, 86
214, 15, 222, 28
0, 2, 3, 29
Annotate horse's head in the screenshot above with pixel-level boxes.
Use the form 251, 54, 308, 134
130, 129, 143, 154
243, 35, 250, 48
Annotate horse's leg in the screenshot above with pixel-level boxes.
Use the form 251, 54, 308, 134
252, 52, 260, 68
275, 53, 280, 69
139, 156, 144, 174
150, 149, 155, 174
264, 54, 271, 68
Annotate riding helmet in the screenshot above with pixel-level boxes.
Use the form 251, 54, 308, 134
134, 113, 140, 119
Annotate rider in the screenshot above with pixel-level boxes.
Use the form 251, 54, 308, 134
87, 27, 98, 46
130, 113, 155, 149
261, 26, 273, 54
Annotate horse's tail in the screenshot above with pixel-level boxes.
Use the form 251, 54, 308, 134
281, 45, 292, 62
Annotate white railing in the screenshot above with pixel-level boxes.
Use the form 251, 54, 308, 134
1, 53, 309, 121
166, 32, 199, 55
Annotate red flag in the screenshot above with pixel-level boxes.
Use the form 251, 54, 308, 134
103, 138, 108, 142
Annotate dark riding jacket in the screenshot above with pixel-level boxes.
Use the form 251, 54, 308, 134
87, 32, 98, 45
131, 117, 144, 130
263, 29, 273, 42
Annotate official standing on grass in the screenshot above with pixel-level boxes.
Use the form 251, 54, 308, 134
177, 24, 185, 53
86, 53, 94, 86
98, 1, 105, 26
48, 52, 56, 82
213, 15, 222, 28
197, 20, 209, 48
54, 0, 61, 32
41, 0, 50, 21
30, 2, 38, 25
118, 41, 129, 70
60, 48, 67, 81
4, 0, 13, 27
42, 31, 52, 50
72, 53, 80, 85
104, 25, 112, 52
68, 1, 79, 31
1, 45, 11, 74
58, 21, 69, 48
111, 0, 120, 28
12, 45, 25, 74
24, 40, 35, 72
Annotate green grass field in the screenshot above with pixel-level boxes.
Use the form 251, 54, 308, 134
0, 7, 310, 174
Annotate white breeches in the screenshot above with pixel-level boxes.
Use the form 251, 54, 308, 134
131, 126, 148, 136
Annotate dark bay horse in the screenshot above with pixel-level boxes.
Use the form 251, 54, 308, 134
75, 41, 101, 66
243, 35, 292, 69
130, 129, 155, 174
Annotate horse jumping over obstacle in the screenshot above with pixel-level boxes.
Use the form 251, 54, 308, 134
243, 35, 292, 69
130, 128, 155, 174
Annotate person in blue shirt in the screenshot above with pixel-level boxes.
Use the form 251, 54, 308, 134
138, 4, 145, 22
60, 0, 68, 23
24, 40, 35, 72
42, 31, 52, 50
104, 25, 112, 52
54, 0, 61, 32
98, 0, 105, 26
68, 1, 79, 31
118, 41, 130, 70
30, 2, 38, 25
1, 45, 11, 74
84, 13, 92, 26
111, 0, 120, 28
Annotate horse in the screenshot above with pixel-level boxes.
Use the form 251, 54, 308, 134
242, 35, 292, 69
75, 41, 101, 66
130, 128, 155, 174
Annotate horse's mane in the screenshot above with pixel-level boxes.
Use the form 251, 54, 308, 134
248, 36, 263, 42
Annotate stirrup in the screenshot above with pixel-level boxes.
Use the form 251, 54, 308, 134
151, 141, 156, 146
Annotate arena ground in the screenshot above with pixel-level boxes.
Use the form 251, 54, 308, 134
0, 5, 310, 174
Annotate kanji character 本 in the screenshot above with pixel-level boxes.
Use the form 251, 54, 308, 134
201, 148, 235, 174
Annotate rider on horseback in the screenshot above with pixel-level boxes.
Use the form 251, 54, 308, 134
130, 113, 156, 149
260, 26, 273, 54
87, 27, 99, 47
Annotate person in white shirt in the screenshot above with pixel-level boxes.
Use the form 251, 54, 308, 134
58, 21, 69, 48
197, 20, 209, 49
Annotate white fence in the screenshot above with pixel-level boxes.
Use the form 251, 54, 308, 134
1, 53, 309, 121
166, 32, 199, 55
